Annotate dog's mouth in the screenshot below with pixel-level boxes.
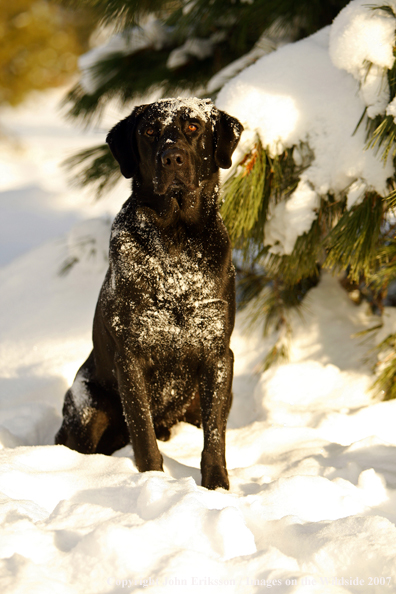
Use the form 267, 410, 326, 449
154, 170, 197, 196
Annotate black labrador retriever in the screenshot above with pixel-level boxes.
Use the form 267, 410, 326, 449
55, 98, 243, 490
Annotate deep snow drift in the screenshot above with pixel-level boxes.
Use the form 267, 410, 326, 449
2, 9, 396, 594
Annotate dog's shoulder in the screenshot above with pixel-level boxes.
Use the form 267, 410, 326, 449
108, 199, 154, 260
109, 198, 137, 244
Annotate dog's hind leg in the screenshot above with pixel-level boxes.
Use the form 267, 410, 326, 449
55, 353, 126, 455
55, 380, 108, 454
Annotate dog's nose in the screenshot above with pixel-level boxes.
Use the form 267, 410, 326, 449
161, 147, 186, 169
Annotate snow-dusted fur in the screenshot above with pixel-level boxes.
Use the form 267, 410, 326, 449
55, 99, 243, 490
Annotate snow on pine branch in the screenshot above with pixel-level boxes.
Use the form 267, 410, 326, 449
166, 36, 219, 70
217, 0, 396, 256
78, 17, 170, 95
78, 17, 220, 95
329, 0, 396, 118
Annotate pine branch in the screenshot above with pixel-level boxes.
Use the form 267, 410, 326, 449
366, 114, 396, 162
221, 139, 304, 257
362, 22, 396, 163
60, 0, 350, 124
63, 144, 121, 197
64, 48, 182, 123
266, 211, 324, 285
324, 194, 384, 282
64, 41, 239, 123
174, 0, 350, 45
221, 141, 269, 251
236, 261, 319, 334
372, 332, 396, 400
370, 239, 396, 289
236, 268, 271, 311
362, 215, 396, 312
262, 338, 290, 372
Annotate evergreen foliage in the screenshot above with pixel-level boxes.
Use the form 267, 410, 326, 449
221, 140, 302, 254
61, 0, 349, 123
221, 141, 271, 252
63, 144, 120, 197
372, 329, 396, 401
324, 194, 384, 283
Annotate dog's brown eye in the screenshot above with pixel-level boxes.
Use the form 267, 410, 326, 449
145, 128, 155, 136
188, 124, 198, 132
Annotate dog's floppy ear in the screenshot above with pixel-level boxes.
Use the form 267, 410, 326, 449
213, 110, 244, 170
106, 105, 148, 179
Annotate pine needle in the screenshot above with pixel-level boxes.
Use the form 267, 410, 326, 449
63, 144, 121, 198
324, 194, 384, 282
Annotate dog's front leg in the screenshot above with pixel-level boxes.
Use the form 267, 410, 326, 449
199, 349, 233, 490
115, 354, 163, 473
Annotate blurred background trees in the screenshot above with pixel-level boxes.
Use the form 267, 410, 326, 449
0, 0, 96, 106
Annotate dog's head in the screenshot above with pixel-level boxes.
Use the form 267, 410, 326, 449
106, 98, 243, 195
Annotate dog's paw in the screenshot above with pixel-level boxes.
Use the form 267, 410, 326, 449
201, 466, 229, 490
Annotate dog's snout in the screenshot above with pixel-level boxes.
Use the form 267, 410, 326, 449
161, 147, 186, 169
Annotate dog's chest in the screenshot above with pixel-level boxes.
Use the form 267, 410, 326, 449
108, 229, 226, 351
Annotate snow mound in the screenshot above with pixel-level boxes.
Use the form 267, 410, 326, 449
2, 222, 395, 591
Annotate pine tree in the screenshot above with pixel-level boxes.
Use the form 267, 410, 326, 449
62, 0, 349, 196
62, 0, 349, 122
61, 0, 396, 398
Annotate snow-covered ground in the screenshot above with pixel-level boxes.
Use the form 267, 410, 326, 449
1, 85, 396, 594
